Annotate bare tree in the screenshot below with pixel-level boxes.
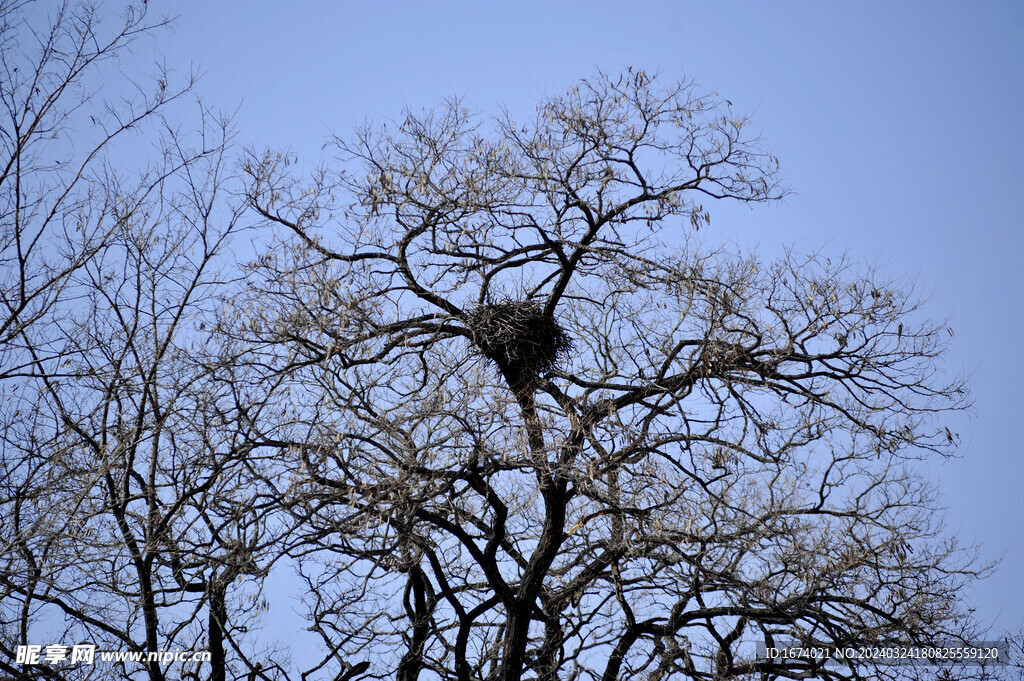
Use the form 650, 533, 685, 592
239, 69, 996, 681
0, 4, 292, 680
0, 103, 288, 681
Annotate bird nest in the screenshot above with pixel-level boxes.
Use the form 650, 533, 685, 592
467, 301, 572, 393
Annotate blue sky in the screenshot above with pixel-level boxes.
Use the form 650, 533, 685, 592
147, 0, 1023, 653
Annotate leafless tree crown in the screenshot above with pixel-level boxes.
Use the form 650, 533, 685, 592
237, 68, 991, 681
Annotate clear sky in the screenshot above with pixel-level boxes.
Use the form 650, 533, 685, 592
138, 0, 1023, 657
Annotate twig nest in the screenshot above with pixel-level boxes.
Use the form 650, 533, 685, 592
467, 301, 572, 393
